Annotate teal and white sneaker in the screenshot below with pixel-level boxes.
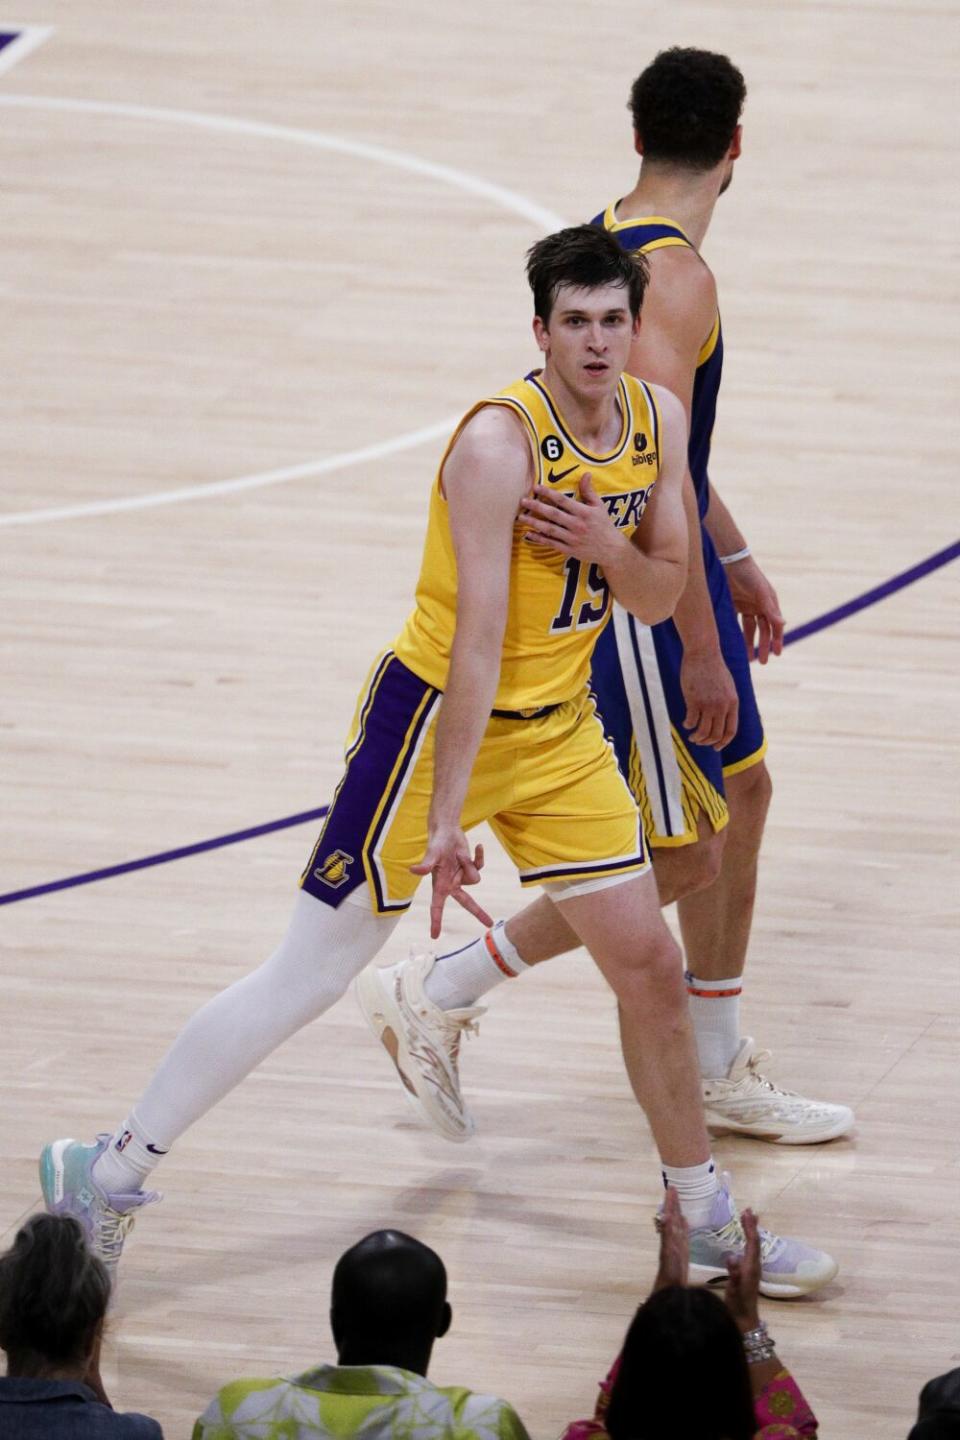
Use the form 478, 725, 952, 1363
39, 1135, 158, 1283
663, 1177, 839, 1299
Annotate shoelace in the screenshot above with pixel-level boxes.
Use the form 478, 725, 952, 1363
438, 1013, 481, 1066
712, 1212, 784, 1263
744, 1049, 802, 1100
744, 1049, 778, 1092
94, 1205, 137, 1268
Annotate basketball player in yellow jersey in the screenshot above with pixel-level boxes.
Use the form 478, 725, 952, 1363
372, 49, 853, 1164
41, 224, 834, 1297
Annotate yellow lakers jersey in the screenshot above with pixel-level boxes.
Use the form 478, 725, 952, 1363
393, 372, 663, 709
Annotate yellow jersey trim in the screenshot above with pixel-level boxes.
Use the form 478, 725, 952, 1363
697, 314, 721, 367
641, 380, 663, 464
435, 393, 542, 497
601, 204, 694, 245
529, 374, 631, 464
721, 738, 768, 779
600, 206, 719, 370
638, 236, 690, 252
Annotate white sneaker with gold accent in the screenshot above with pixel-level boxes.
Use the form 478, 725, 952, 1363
702, 1038, 854, 1144
355, 955, 483, 1143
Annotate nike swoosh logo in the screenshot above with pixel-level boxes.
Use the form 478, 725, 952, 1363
146, 1144, 169, 1155
547, 465, 577, 483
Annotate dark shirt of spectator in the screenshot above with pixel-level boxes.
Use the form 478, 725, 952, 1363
908, 1368, 960, 1439
606, 1284, 757, 1440
0, 1213, 162, 1438
0, 1378, 161, 1438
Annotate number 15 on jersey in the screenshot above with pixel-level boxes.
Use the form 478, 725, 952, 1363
551, 557, 610, 633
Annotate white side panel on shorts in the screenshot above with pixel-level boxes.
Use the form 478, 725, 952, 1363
613, 605, 686, 839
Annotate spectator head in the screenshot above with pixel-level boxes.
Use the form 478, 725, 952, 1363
605, 1285, 755, 1440
330, 1230, 451, 1376
909, 1368, 960, 1438
0, 1214, 110, 1378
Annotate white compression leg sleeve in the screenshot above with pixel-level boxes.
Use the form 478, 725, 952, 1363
94, 888, 396, 1191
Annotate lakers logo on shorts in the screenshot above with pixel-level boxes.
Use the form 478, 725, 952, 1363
314, 849, 354, 889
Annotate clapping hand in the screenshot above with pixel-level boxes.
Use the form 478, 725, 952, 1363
724, 1206, 763, 1333
652, 1185, 690, 1292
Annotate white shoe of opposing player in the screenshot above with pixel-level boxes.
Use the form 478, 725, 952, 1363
702, 1038, 854, 1145
355, 954, 484, 1143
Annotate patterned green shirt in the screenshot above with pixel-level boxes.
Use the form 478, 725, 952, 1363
192, 1362, 531, 1440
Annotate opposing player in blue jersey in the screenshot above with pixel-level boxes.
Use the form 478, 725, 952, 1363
360, 49, 854, 1153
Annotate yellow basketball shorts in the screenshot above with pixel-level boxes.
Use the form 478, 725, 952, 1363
301, 652, 648, 915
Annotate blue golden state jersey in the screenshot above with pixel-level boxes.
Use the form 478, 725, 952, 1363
393, 372, 663, 710
592, 204, 721, 519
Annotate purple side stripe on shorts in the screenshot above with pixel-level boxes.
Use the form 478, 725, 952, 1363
300, 656, 439, 911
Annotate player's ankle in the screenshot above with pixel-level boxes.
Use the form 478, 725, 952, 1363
424, 921, 531, 1009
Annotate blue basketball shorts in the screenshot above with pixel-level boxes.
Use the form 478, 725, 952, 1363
590, 531, 766, 847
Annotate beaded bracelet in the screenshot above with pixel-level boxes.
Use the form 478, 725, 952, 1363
742, 1320, 777, 1364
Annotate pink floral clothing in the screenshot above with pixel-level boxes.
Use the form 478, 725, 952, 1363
562, 1355, 817, 1439
752, 1368, 817, 1436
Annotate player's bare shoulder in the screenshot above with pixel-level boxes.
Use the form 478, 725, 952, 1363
443, 401, 533, 501
645, 245, 718, 331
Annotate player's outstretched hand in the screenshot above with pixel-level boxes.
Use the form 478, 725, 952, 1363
724, 555, 785, 664
520, 473, 624, 567
724, 1206, 762, 1333
411, 829, 493, 940
652, 1185, 690, 1292
680, 648, 739, 749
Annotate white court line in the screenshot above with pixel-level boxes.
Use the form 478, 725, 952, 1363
0, 419, 462, 527
0, 24, 52, 76
0, 93, 567, 527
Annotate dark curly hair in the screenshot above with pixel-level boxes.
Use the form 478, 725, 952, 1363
629, 47, 747, 171
605, 1285, 755, 1440
526, 224, 649, 325
0, 1214, 110, 1370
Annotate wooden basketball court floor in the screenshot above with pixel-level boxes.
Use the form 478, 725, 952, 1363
1, 3, 958, 1435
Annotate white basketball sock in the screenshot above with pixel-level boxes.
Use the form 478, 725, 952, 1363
92, 888, 397, 1194
423, 919, 531, 1010
93, 1111, 169, 1196
661, 1156, 719, 1229
685, 971, 742, 1079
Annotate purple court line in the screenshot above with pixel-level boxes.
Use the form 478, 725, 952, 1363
1, 539, 957, 909
0, 808, 329, 908
782, 540, 959, 647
